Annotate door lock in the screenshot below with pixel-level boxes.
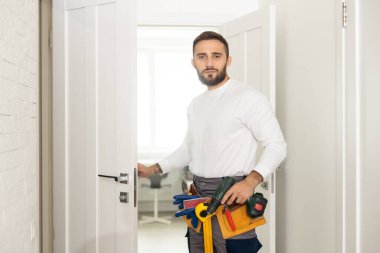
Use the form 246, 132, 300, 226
119, 192, 129, 203
98, 173, 128, 184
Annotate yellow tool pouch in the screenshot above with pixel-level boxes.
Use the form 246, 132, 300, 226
215, 204, 266, 239
183, 214, 202, 233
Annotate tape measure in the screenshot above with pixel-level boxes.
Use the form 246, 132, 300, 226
195, 203, 215, 253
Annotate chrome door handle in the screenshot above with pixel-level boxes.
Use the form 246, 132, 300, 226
98, 173, 128, 184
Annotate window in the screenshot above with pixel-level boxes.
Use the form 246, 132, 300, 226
137, 27, 217, 160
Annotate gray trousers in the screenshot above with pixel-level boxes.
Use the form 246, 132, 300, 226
188, 176, 257, 253
188, 215, 227, 253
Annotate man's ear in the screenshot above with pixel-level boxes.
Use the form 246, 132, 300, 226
227, 56, 232, 67
191, 59, 195, 68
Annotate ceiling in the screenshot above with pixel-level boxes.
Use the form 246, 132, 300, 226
137, 0, 259, 26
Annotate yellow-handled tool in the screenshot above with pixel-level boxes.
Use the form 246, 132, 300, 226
195, 203, 216, 253
194, 177, 236, 253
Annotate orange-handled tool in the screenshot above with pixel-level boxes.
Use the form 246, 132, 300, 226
224, 207, 236, 231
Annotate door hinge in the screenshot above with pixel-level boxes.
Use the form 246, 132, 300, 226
342, 1, 347, 28
49, 28, 53, 48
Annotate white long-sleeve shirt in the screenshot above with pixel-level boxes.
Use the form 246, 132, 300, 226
159, 79, 286, 179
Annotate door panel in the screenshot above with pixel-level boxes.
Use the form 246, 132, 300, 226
97, 4, 119, 253
221, 4, 276, 253
53, 0, 137, 252
67, 8, 97, 253
227, 34, 245, 82
246, 28, 263, 91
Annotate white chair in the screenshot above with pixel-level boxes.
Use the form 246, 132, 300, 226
139, 174, 172, 225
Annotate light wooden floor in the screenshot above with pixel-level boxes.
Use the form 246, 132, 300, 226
138, 212, 189, 253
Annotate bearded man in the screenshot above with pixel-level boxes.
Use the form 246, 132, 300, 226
138, 31, 287, 253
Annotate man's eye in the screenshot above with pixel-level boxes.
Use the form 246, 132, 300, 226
198, 56, 205, 60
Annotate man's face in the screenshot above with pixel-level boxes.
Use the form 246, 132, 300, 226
192, 39, 231, 87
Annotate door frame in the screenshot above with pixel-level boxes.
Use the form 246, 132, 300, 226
39, 0, 53, 252
42, 2, 285, 253
336, 0, 364, 252
51, 0, 67, 251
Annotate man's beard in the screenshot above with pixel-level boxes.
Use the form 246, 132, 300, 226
197, 65, 227, 87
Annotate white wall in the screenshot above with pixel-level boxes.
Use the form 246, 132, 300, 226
276, 0, 380, 252
0, 0, 39, 252
276, 0, 338, 252
137, 0, 258, 25
360, 0, 380, 252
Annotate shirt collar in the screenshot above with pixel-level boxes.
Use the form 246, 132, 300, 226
205, 79, 232, 96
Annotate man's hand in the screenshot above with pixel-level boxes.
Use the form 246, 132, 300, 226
137, 163, 156, 178
221, 170, 263, 205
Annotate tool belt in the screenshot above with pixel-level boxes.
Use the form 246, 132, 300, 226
183, 184, 266, 239
182, 184, 202, 233
215, 203, 266, 239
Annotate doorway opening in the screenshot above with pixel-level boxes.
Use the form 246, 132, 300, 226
136, 2, 260, 253
136, 26, 215, 253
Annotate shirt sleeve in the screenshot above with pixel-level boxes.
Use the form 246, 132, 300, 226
242, 91, 287, 179
158, 133, 191, 174
158, 106, 192, 174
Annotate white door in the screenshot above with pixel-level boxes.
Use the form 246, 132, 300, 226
52, 0, 137, 253
221, 4, 276, 253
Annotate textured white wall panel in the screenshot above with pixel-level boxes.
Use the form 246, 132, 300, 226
0, 0, 39, 252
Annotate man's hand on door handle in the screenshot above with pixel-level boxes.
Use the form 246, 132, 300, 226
137, 163, 161, 177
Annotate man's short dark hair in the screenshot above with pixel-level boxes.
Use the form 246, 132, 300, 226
193, 31, 229, 58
